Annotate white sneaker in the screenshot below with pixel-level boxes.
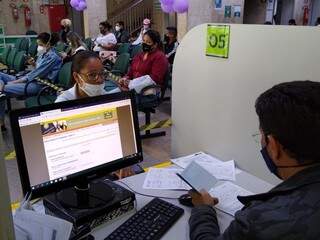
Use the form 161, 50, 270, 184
0, 92, 6, 99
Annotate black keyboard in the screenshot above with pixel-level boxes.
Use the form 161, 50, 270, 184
104, 198, 184, 240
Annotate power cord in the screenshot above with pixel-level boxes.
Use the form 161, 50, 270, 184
117, 181, 186, 200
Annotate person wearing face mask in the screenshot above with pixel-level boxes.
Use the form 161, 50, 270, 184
114, 21, 129, 44
164, 27, 179, 65
118, 30, 168, 90
131, 18, 151, 46
188, 81, 320, 240
59, 19, 72, 44
61, 31, 87, 64
0, 32, 62, 131
93, 21, 117, 52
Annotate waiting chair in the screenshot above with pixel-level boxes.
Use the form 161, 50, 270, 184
24, 62, 72, 107
19, 38, 29, 52
117, 43, 130, 55
1, 48, 18, 73
0, 46, 11, 65
28, 42, 38, 58
55, 42, 67, 52
84, 38, 93, 51
130, 44, 142, 59
111, 53, 130, 76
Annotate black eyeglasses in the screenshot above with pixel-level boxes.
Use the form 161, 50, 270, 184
79, 70, 109, 82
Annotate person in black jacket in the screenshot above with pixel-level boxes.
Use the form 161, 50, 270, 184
114, 21, 130, 43
164, 27, 179, 65
189, 81, 320, 240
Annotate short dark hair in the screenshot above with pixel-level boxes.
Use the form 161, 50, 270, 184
71, 50, 100, 83
166, 26, 177, 37
117, 21, 125, 27
99, 21, 112, 31
255, 81, 320, 163
37, 32, 60, 46
288, 19, 296, 25
144, 30, 161, 45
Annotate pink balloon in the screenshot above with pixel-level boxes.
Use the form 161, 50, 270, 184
173, 0, 189, 13
161, 3, 174, 13
77, 1, 87, 11
160, 0, 174, 5
70, 0, 79, 8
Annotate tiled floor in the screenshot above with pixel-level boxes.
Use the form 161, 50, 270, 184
1, 95, 172, 204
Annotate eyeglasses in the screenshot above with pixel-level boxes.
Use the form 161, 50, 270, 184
80, 70, 109, 82
252, 133, 262, 144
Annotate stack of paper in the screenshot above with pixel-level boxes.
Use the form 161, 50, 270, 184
209, 182, 253, 216
143, 168, 191, 190
172, 152, 236, 181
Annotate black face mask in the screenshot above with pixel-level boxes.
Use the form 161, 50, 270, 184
142, 43, 153, 52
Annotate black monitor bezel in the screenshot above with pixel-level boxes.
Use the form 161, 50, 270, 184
9, 91, 143, 199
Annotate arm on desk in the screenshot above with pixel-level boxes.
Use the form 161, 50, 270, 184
189, 205, 250, 240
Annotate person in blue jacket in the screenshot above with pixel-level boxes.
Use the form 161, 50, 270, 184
0, 32, 62, 131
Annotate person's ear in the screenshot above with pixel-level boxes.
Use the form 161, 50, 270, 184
73, 72, 82, 86
266, 135, 281, 164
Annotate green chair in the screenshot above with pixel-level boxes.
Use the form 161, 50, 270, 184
25, 62, 72, 107
130, 44, 142, 59
28, 42, 38, 58
84, 38, 93, 51
13, 51, 27, 73
3, 48, 18, 71
15, 38, 23, 50
55, 42, 67, 52
19, 38, 29, 52
117, 43, 130, 55
0, 46, 11, 65
111, 53, 130, 76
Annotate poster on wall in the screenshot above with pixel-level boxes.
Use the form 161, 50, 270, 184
224, 5, 232, 18
214, 0, 222, 9
233, 5, 241, 17
206, 24, 230, 59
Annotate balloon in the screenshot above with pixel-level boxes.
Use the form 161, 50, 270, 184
173, 0, 189, 13
77, 0, 87, 11
161, 3, 174, 13
160, 0, 174, 5
70, 0, 79, 8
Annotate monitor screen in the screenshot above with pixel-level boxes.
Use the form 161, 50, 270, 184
10, 92, 142, 197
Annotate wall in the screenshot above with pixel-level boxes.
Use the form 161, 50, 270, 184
107, 0, 135, 18
83, 0, 107, 38
243, 0, 267, 24
187, 0, 244, 30
172, 24, 320, 184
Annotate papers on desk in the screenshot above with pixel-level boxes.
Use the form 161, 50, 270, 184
143, 168, 191, 190
14, 196, 72, 240
171, 152, 236, 181
209, 182, 253, 216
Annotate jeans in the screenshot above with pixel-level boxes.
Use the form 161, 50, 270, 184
0, 72, 42, 120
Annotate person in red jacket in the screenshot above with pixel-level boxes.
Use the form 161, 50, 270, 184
118, 30, 168, 90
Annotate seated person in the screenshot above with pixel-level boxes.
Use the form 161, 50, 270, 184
0, 32, 62, 131
114, 21, 130, 43
93, 21, 117, 52
131, 18, 151, 46
118, 30, 168, 90
61, 31, 87, 63
56, 50, 134, 179
164, 27, 179, 65
189, 81, 320, 240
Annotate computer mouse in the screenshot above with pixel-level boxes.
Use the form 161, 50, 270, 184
178, 194, 194, 207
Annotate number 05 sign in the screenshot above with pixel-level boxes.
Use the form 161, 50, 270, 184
206, 25, 230, 58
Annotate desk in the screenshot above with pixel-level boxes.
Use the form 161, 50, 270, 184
92, 167, 274, 240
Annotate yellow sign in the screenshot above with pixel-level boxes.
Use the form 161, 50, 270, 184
206, 25, 230, 58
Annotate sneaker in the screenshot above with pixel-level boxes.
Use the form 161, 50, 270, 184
1, 125, 7, 132
0, 92, 6, 100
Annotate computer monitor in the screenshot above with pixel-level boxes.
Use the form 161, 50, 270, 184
10, 92, 142, 209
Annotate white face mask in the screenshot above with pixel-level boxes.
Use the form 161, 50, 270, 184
115, 26, 121, 32
79, 76, 106, 97
37, 46, 46, 56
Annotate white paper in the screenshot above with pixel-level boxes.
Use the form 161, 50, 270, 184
198, 160, 236, 181
128, 75, 156, 94
143, 168, 191, 190
209, 182, 253, 216
14, 209, 72, 240
171, 152, 221, 169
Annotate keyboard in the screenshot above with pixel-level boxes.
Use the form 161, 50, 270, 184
104, 198, 184, 240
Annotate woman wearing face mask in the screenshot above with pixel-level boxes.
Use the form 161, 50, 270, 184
59, 19, 72, 44
93, 21, 117, 52
0, 32, 62, 131
118, 30, 168, 90
164, 27, 179, 65
61, 31, 87, 64
114, 21, 129, 43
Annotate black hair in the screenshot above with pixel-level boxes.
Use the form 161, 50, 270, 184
288, 19, 296, 25
99, 21, 112, 31
255, 81, 320, 163
144, 30, 162, 50
117, 21, 125, 27
71, 50, 100, 83
37, 32, 60, 46
67, 31, 85, 49
166, 26, 177, 37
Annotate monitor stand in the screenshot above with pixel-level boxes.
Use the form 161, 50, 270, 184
56, 178, 115, 209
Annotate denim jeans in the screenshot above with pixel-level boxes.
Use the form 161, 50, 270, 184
0, 72, 42, 120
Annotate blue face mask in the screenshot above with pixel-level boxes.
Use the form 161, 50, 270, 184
260, 147, 281, 179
